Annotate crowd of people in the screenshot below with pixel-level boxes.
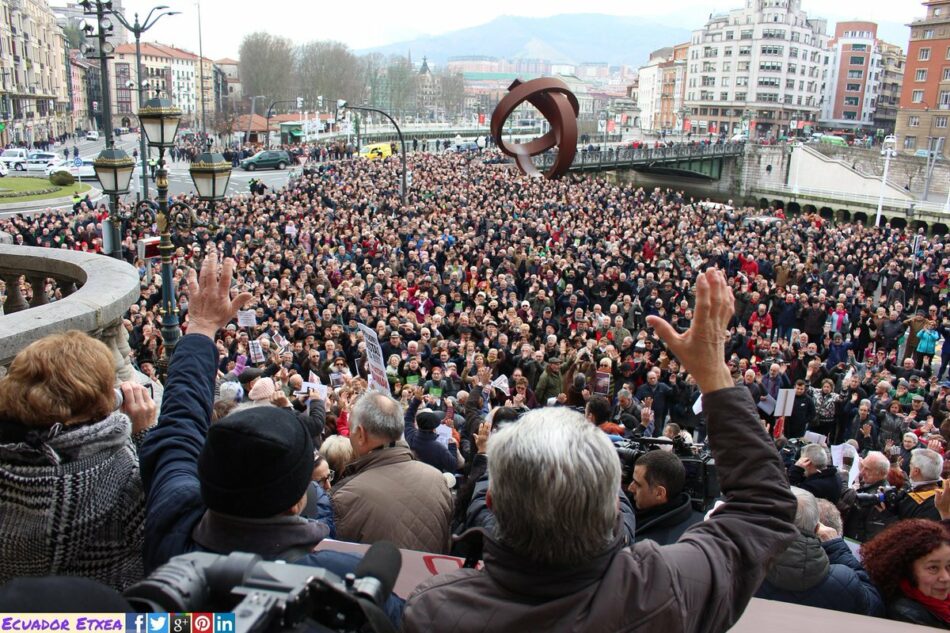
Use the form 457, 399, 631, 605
1, 147, 950, 629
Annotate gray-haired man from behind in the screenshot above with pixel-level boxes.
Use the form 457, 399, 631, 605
330, 391, 453, 554
402, 269, 797, 633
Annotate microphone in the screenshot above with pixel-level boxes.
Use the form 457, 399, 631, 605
351, 541, 401, 605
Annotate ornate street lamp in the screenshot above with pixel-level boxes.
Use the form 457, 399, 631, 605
189, 151, 232, 200
138, 95, 181, 148
92, 147, 135, 195
124, 103, 230, 368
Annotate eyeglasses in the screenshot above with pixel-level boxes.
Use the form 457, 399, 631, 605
316, 469, 335, 486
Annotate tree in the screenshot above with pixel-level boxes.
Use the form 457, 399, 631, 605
63, 21, 85, 50
386, 55, 417, 119
294, 41, 362, 109
437, 69, 465, 120
238, 32, 294, 106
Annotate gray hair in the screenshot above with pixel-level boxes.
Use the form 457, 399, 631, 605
487, 407, 620, 566
350, 391, 404, 442
800, 443, 828, 469
904, 431, 919, 443
791, 486, 820, 533
816, 499, 842, 536
862, 451, 890, 479
911, 448, 944, 481
617, 388, 632, 400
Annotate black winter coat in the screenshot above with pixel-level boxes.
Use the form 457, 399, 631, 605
634, 492, 704, 546
788, 465, 842, 503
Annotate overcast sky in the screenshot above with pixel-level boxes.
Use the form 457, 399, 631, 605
115, 0, 921, 60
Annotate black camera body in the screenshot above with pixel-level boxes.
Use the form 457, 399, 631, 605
854, 485, 900, 512
124, 546, 400, 633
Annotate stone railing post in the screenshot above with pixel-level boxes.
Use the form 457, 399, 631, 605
102, 318, 135, 383
27, 275, 49, 307
1, 274, 28, 314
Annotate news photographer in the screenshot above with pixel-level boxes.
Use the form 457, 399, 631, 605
136, 252, 403, 626
402, 269, 797, 633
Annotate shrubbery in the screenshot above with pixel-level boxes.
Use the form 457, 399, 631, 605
49, 171, 76, 186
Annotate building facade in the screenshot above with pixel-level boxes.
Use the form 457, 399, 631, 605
0, 0, 71, 146
874, 41, 906, 133
68, 48, 94, 133
686, 0, 829, 138
819, 22, 885, 131
895, 0, 950, 154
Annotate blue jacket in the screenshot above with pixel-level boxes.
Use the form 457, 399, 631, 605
138, 334, 331, 572
756, 534, 884, 617
403, 397, 461, 473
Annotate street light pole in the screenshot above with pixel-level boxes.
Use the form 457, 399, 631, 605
113, 6, 179, 202
877, 134, 898, 227
343, 103, 406, 204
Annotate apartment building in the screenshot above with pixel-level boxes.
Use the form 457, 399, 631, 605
0, 0, 71, 146
637, 44, 689, 134
819, 22, 886, 131
895, 0, 950, 154
686, 0, 829, 139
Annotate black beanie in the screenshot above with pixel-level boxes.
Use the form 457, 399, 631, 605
198, 405, 314, 518
416, 410, 444, 431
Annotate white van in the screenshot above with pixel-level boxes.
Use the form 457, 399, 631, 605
85, 130, 100, 141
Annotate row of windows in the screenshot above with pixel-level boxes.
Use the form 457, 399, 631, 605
912, 68, 950, 82
910, 89, 950, 106
907, 115, 949, 128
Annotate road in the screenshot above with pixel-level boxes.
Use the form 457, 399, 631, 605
68, 134, 291, 200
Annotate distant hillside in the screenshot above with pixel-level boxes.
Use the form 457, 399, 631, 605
358, 13, 693, 67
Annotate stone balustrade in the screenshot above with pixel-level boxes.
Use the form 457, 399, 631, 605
0, 245, 141, 382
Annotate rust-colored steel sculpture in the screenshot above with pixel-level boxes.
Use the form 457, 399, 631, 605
490, 77, 579, 180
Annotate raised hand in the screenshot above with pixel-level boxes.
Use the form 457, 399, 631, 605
646, 269, 734, 394
185, 251, 253, 340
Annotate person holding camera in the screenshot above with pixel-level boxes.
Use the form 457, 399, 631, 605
840, 451, 896, 542
402, 269, 797, 633
628, 450, 704, 546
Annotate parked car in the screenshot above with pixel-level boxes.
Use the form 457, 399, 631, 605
729, 132, 749, 143
0, 148, 29, 171
85, 130, 100, 141
914, 149, 943, 160
24, 152, 59, 173
455, 141, 480, 152
240, 150, 291, 171
361, 143, 393, 160
46, 159, 96, 179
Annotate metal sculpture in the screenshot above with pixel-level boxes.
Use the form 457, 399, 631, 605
490, 77, 579, 180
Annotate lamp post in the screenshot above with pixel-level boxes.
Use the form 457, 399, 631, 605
80, 0, 137, 260
264, 99, 298, 149
876, 134, 898, 227
341, 102, 407, 204
132, 95, 231, 361
112, 6, 179, 201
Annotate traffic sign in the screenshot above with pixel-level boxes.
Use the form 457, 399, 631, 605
73, 157, 83, 167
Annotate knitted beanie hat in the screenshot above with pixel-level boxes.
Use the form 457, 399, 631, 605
248, 377, 276, 401
198, 406, 314, 518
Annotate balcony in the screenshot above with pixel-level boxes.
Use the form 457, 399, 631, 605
0, 245, 141, 383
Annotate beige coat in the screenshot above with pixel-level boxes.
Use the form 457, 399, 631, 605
331, 445, 453, 554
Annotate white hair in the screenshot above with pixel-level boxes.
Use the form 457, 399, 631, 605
350, 391, 404, 442
911, 448, 944, 481
862, 451, 890, 479
800, 443, 828, 469
791, 486, 819, 533
487, 407, 620, 566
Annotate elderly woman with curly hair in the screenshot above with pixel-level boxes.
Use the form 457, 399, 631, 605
861, 519, 950, 628
0, 331, 156, 590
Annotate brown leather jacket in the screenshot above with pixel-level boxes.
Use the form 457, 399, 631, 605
331, 444, 453, 554
402, 387, 797, 633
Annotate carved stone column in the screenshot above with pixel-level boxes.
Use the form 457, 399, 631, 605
27, 276, 48, 307
1, 275, 27, 314
102, 318, 135, 383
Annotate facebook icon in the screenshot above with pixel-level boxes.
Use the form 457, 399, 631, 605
125, 615, 146, 633
213, 614, 234, 633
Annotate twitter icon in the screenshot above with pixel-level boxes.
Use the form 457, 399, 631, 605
147, 615, 169, 633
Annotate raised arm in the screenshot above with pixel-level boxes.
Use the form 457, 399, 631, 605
138, 252, 252, 571
645, 269, 797, 633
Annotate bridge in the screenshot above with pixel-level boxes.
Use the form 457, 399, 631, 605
534, 142, 745, 179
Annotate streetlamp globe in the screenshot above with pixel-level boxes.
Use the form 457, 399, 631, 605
139, 96, 182, 148
93, 147, 135, 195
189, 151, 232, 201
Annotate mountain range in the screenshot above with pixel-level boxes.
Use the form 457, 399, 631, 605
358, 14, 693, 67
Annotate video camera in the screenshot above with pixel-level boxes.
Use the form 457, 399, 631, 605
615, 437, 720, 511
123, 542, 401, 633
854, 485, 900, 512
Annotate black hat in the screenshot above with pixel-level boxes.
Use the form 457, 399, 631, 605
416, 410, 444, 431
238, 367, 265, 385
199, 406, 314, 518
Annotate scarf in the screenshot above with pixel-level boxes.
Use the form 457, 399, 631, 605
900, 578, 950, 624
